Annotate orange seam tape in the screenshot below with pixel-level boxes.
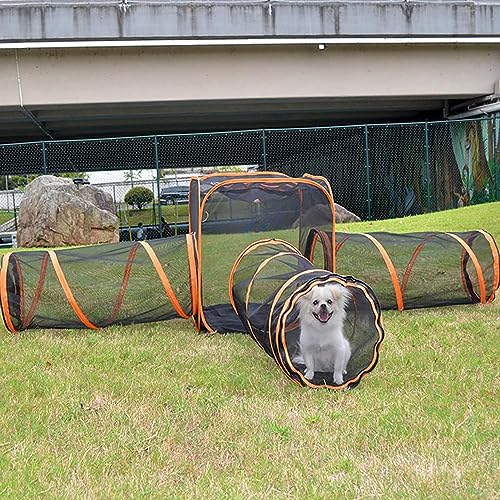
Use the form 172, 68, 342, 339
401, 234, 436, 296
23, 252, 50, 329
361, 233, 404, 311
139, 241, 190, 319
477, 229, 500, 302
0, 252, 16, 333
445, 233, 487, 303
186, 233, 198, 317
47, 250, 98, 330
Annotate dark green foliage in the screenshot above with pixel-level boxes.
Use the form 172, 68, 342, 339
124, 186, 154, 210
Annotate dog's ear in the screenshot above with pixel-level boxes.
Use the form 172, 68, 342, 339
329, 283, 351, 308
296, 289, 312, 308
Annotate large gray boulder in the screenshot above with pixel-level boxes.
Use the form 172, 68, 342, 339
293, 202, 361, 228
334, 203, 361, 223
17, 175, 119, 247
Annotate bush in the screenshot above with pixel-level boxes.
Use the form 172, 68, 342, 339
124, 186, 154, 210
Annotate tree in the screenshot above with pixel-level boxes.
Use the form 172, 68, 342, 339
212, 166, 243, 173
123, 170, 143, 186
124, 186, 154, 210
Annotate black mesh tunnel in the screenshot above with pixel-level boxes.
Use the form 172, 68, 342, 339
229, 239, 384, 390
0, 234, 198, 332
304, 229, 499, 310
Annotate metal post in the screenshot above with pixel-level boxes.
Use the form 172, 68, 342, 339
364, 125, 372, 220
154, 136, 162, 233
424, 122, 432, 211
262, 129, 268, 171
12, 192, 17, 231
41, 141, 47, 174
494, 116, 499, 201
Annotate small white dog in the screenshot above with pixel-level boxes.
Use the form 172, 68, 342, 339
297, 282, 351, 385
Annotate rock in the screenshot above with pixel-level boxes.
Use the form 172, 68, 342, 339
293, 203, 361, 228
17, 175, 119, 247
334, 203, 361, 223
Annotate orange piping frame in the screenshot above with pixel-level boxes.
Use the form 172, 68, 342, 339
228, 239, 299, 347
243, 251, 304, 318
139, 241, 190, 319
22, 252, 50, 329
360, 233, 404, 312
0, 252, 16, 333
315, 229, 334, 271
306, 231, 318, 263
186, 233, 199, 317
477, 229, 499, 302
459, 235, 476, 301
266, 268, 323, 364
228, 238, 300, 315
47, 250, 99, 330
105, 243, 140, 325
444, 233, 487, 303
303, 174, 334, 200
199, 171, 289, 182
335, 233, 354, 253
11, 255, 25, 325
400, 233, 436, 297
197, 176, 336, 332
278, 276, 384, 390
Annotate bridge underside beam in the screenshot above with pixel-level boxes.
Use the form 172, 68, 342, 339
0, 43, 498, 142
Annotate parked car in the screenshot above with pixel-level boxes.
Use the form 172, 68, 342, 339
159, 186, 189, 205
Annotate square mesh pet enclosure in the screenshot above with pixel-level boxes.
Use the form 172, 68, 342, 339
188, 172, 336, 332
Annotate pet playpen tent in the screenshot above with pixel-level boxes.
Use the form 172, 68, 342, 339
304, 229, 499, 310
229, 239, 384, 389
188, 172, 336, 332
0, 235, 197, 332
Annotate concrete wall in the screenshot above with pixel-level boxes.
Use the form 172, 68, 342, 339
1, 1, 500, 41
0, 43, 498, 108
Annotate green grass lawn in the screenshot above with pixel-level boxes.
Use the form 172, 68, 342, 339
339, 201, 500, 241
0, 203, 499, 497
0, 210, 15, 226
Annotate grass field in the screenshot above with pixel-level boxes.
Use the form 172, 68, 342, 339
0, 203, 499, 497
0, 210, 15, 226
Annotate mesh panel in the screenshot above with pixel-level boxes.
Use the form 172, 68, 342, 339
158, 131, 263, 168
194, 174, 335, 332
230, 239, 384, 389
45, 137, 155, 173
0, 142, 44, 175
2, 235, 196, 331
266, 126, 368, 219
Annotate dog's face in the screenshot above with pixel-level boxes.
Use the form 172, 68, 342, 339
298, 283, 350, 326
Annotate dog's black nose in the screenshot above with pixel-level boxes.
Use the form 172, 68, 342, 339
320, 303, 327, 310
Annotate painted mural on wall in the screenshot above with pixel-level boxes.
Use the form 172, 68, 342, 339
450, 120, 496, 207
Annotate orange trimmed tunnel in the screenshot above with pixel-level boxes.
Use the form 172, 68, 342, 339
0, 235, 198, 333
229, 239, 384, 390
304, 229, 499, 310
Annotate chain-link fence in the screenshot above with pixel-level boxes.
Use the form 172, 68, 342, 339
0, 117, 498, 233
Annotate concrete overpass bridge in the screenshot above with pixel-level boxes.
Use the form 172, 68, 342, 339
0, 0, 499, 143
